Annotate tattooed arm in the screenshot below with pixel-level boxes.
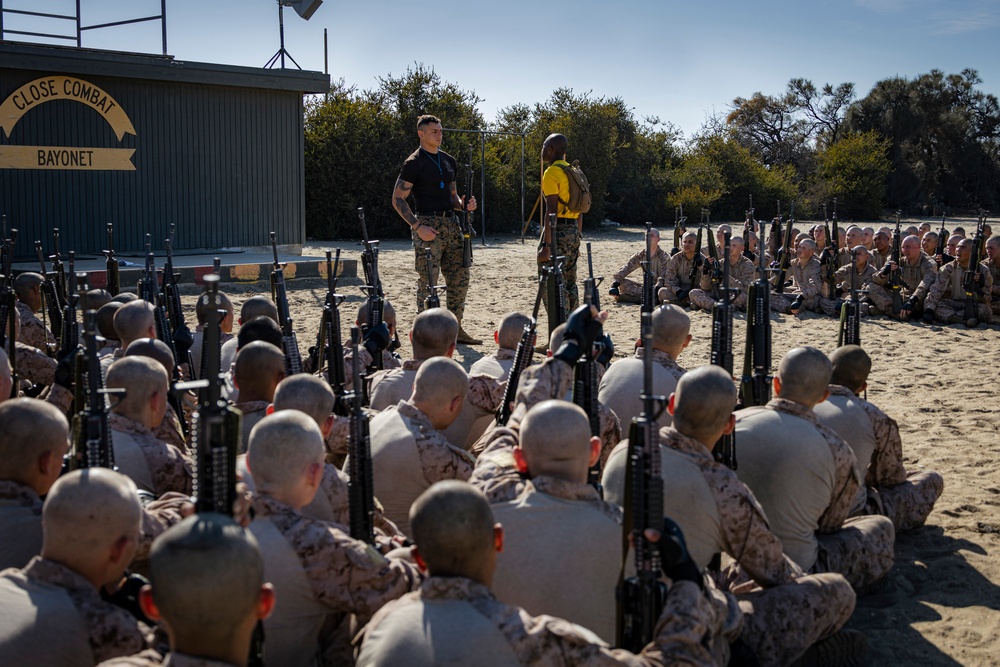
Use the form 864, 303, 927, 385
393, 178, 438, 242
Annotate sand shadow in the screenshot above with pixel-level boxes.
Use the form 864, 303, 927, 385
847, 525, 1000, 665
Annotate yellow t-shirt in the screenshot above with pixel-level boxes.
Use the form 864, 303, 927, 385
541, 160, 580, 220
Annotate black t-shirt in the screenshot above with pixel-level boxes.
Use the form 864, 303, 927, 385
398, 148, 457, 213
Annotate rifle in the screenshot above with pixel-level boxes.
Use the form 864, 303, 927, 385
886, 212, 905, 315
358, 207, 389, 373
738, 237, 772, 408
963, 213, 987, 323
671, 204, 685, 255
743, 196, 756, 259
35, 240, 63, 351
74, 309, 123, 469
0, 229, 17, 399
311, 250, 347, 402
270, 232, 304, 376
58, 250, 81, 362
178, 276, 260, 664
616, 310, 670, 652
461, 146, 474, 268
687, 224, 704, 286
49, 228, 67, 310
163, 234, 194, 377
347, 326, 375, 545
496, 275, 545, 426
105, 224, 121, 297
145, 245, 190, 439
773, 205, 795, 294
424, 247, 442, 309
936, 212, 948, 257
544, 214, 567, 340
768, 206, 783, 261
819, 204, 835, 298
575, 242, 605, 489
838, 248, 863, 347
704, 211, 722, 301
710, 232, 737, 470
641, 221, 656, 313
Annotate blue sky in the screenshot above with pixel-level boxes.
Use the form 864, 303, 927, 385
7, 0, 999, 138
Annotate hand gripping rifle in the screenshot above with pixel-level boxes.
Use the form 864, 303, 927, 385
704, 211, 723, 301
270, 232, 304, 376
34, 240, 63, 351
347, 326, 375, 545
773, 204, 795, 293
424, 247, 443, 309
574, 242, 605, 489
710, 232, 737, 470
963, 213, 987, 323
358, 207, 392, 373
739, 237, 772, 408
671, 204, 685, 256
936, 212, 948, 258
544, 214, 568, 340
496, 275, 545, 427
616, 310, 672, 652
58, 250, 81, 363
838, 248, 864, 347
105, 223, 121, 297
461, 145, 474, 268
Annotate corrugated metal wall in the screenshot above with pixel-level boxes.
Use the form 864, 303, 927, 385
0, 47, 325, 258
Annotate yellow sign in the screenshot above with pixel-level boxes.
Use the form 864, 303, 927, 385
0, 145, 136, 171
0, 76, 136, 171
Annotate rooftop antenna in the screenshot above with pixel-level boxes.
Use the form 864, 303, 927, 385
264, 0, 324, 69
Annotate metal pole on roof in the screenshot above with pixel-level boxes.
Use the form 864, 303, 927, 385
480, 129, 486, 245
520, 133, 525, 242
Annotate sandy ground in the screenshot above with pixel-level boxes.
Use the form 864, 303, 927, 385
182, 224, 1000, 666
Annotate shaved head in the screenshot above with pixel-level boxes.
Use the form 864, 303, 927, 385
247, 410, 324, 491
0, 348, 10, 402
96, 302, 122, 341
548, 322, 567, 353
196, 290, 233, 326
107, 356, 168, 418
113, 300, 155, 345
0, 398, 69, 484
829, 345, 872, 393
272, 374, 334, 427
148, 513, 264, 642
542, 133, 568, 157
652, 304, 690, 351
13, 272, 43, 302
125, 338, 175, 376
357, 299, 397, 331
236, 316, 283, 351
42, 469, 141, 580
239, 296, 278, 324
497, 312, 531, 350
672, 366, 736, 441
410, 481, 495, 578
234, 341, 285, 401
411, 308, 459, 359
81, 289, 112, 312
520, 401, 592, 481
776, 347, 832, 405
412, 357, 468, 405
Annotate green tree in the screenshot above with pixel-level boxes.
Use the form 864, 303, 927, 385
816, 131, 892, 219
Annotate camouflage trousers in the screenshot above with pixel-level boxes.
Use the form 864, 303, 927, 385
769, 291, 819, 314
737, 573, 856, 666
878, 471, 944, 532
689, 288, 747, 312
928, 298, 991, 324
615, 277, 644, 304
537, 221, 581, 316
865, 283, 924, 319
413, 214, 470, 324
657, 284, 691, 306
814, 515, 895, 592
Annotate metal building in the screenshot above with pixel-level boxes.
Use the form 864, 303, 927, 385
0, 42, 329, 259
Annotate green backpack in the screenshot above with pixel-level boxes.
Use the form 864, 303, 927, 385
556, 160, 592, 214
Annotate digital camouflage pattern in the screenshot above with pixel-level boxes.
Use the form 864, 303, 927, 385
414, 214, 470, 323
108, 413, 194, 497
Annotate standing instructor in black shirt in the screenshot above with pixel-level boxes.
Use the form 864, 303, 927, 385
392, 114, 481, 345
